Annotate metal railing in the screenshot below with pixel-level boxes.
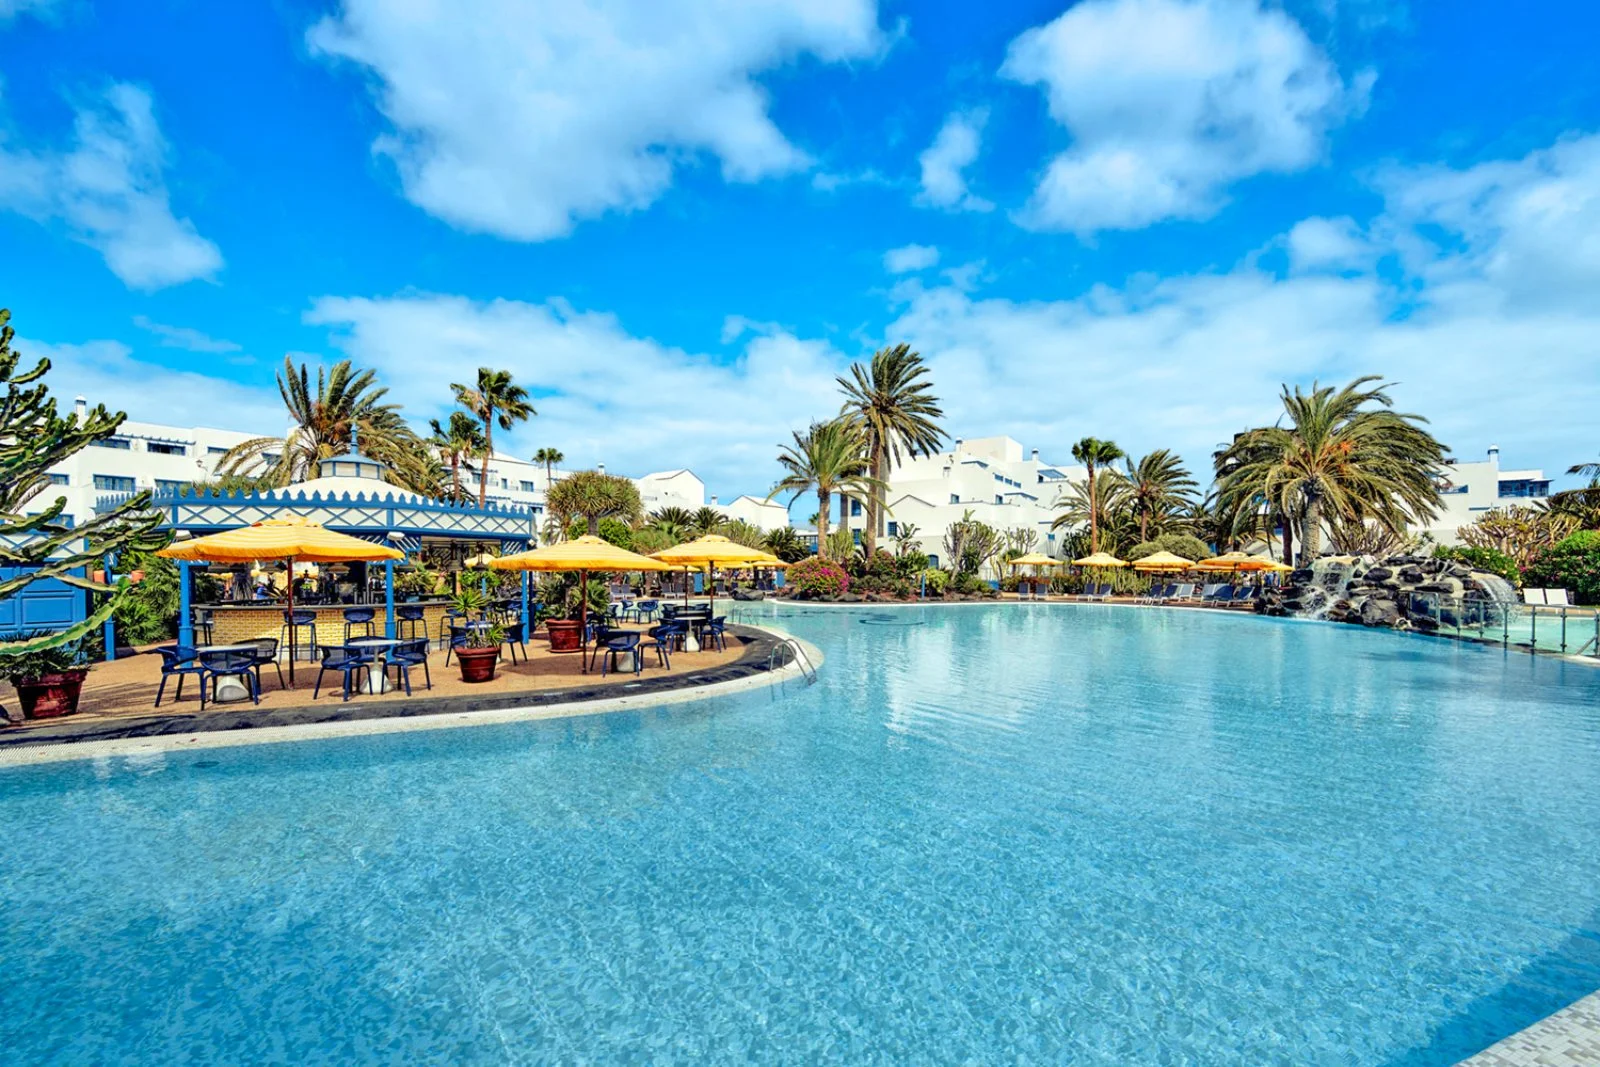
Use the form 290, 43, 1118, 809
1402, 593, 1600, 657
767, 636, 818, 685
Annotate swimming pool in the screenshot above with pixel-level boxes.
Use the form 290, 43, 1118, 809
5, 603, 1600, 1064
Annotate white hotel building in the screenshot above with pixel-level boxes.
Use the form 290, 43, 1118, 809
837, 435, 1086, 568
42, 396, 791, 534
1425, 444, 1552, 544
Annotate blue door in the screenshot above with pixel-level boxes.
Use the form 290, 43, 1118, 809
0, 566, 88, 639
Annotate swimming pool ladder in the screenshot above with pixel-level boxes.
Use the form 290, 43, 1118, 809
767, 636, 817, 686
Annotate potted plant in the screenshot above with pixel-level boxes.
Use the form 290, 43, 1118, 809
543, 575, 606, 653
454, 620, 504, 682
1, 638, 89, 720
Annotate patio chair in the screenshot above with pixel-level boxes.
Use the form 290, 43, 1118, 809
340, 607, 377, 644
395, 605, 427, 641
1172, 583, 1196, 602
596, 631, 642, 676
500, 619, 528, 664
1204, 584, 1234, 604
191, 607, 215, 645
249, 637, 285, 691
444, 623, 477, 666
1522, 588, 1547, 606
640, 622, 684, 668
699, 617, 728, 653
385, 638, 432, 695
313, 644, 375, 702
155, 646, 206, 707
278, 610, 319, 662
1232, 585, 1258, 604
198, 648, 260, 710
634, 599, 660, 623
1089, 583, 1113, 601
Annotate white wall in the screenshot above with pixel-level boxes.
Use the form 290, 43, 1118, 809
1423, 445, 1551, 544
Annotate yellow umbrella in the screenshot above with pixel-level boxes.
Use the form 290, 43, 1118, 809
1007, 552, 1063, 568
1131, 550, 1196, 572
652, 535, 778, 615
490, 536, 670, 672
1072, 552, 1128, 567
158, 517, 403, 684
1237, 558, 1294, 572
1194, 551, 1255, 572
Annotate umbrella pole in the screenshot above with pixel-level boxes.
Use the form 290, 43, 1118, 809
579, 568, 589, 674
286, 555, 296, 686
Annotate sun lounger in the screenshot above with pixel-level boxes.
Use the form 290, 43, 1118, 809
1231, 585, 1257, 604
1078, 582, 1111, 601
1203, 584, 1234, 604
1522, 588, 1547, 606
1545, 588, 1571, 608
1170, 583, 1196, 602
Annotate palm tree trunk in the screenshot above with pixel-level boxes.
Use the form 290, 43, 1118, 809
450, 455, 461, 502
864, 447, 881, 555
1139, 508, 1148, 543
478, 411, 493, 508
1281, 518, 1293, 565
1086, 461, 1099, 554
840, 491, 851, 554
1301, 496, 1321, 563
588, 515, 600, 537
817, 489, 832, 558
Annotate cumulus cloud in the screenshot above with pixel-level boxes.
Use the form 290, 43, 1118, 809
1000, 0, 1364, 234
305, 294, 846, 495
916, 109, 992, 212
0, 84, 222, 289
884, 243, 939, 273
1285, 216, 1374, 273
132, 315, 242, 354
308, 0, 886, 241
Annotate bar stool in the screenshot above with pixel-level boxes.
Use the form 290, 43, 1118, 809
192, 607, 215, 645
278, 610, 319, 662
436, 608, 463, 649
396, 605, 426, 641
342, 607, 376, 643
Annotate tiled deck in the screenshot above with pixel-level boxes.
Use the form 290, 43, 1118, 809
1458, 991, 1600, 1065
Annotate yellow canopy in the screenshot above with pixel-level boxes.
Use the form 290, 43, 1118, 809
1007, 552, 1064, 568
156, 516, 404, 564
464, 551, 500, 568
1242, 559, 1294, 573
651, 534, 776, 567
1073, 551, 1128, 567
1194, 551, 1255, 571
1131, 550, 1196, 572
489, 536, 670, 573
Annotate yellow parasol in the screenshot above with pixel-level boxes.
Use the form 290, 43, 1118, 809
158, 517, 403, 684
1072, 552, 1128, 567
1237, 558, 1294, 572
1131, 550, 1196, 572
490, 537, 669, 671
1007, 552, 1063, 568
1194, 551, 1255, 572
651, 535, 779, 615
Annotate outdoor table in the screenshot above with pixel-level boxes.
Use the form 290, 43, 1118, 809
347, 636, 402, 694
196, 643, 263, 704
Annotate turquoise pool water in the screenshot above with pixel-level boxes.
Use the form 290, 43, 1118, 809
5, 604, 1600, 1064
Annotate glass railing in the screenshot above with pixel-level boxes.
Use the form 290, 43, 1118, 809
1404, 592, 1600, 657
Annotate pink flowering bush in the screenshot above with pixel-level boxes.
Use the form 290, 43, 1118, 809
787, 557, 850, 599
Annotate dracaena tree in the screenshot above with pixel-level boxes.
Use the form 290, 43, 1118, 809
0, 308, 169, 662
546, 469, 642, 537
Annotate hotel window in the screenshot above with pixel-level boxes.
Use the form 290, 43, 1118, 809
154, 479, 183, 493
850, 500, 862, 516
146, 442, 187, 456
995, 495, 1004, 505
886, 521, 898, 536
208, 446, 229, 455
93, 474, 135, 492
949, 493, 959, 504
48, 473, 70, 485
520, 480, 538, 492
94, 437, 132, 450
501, 478, 509, 489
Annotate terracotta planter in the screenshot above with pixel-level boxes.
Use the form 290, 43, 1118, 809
14, 669, 89, 719
546, 619, 584, 653
455, 646, 500, 683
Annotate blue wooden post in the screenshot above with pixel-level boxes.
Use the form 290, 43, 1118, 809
521, 570, 531, 626
178, 561, 194, 647
384, 560, 396, 639
102, 552, 118, 661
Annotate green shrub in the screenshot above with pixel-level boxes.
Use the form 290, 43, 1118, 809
1555, 530, 1600, 552
1432, 545, 1521, 586
1525, 541, 1600, 605
921, 568, 949, 595
1124, 533, 1210, 562
0, 634, 87, 684
112, 550, 182, 645
787, 557, 850, 599
568, 517, 635, 551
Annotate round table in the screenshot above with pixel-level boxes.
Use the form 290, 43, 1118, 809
347, 637, 402, 694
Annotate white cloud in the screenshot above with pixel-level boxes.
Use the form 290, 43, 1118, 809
308, 0, 886, 241
1000, 0, 1363, 233
916, 109, 992, 212
884, 243, 939, 273
132, 315, 242, 354
1285, 216, 1374, 272
305, 294, 846, 495
0, 0, 60, 20
0, 84, 222, 288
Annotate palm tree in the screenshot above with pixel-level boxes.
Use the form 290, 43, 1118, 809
1123, 449, 1198, 542
1069, 437, 1126, 553
689, 506, 728, 537
452, 368, 536, 507
219, 357, 436, 493
1214, 376, 1445, 563
763, 526, 807, 563
1052, 470, 1131, 555
533, 446, 564, 489
546, 469, 642, 537
429, 411, 486, 504
837, 344, 946, 554
768, 420, 882, 560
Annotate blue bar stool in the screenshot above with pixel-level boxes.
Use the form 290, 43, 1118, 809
278, 610, 319, 662
342, 607, 376, 643
396, 605, 426, 641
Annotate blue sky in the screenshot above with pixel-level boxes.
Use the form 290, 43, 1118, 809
2, 0, 1598, 503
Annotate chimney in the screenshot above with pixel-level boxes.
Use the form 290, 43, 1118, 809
710, 495, 719, 506
1487, 444, 1500, 463
954, 438, 964, 452
1031, 449, 1039, 462
74, 395, 87, 419
597, 462, 606, 474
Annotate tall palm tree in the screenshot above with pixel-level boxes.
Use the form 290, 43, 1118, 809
837, 344, 946, 554
452, 368, 536, 507
428, 411, 486, 504
1052, 470, 1132, 555
1070, 437, 1126, 553
219, 357, 436, 493
1214, 376, 1445, 563
768, 420, 882, 560
763, 526, 807, 563
1123, 449, 1198, 542
689, 506, 728, 537
533, 446, 564, 489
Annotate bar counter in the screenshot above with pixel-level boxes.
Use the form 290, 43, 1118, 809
200, 600, 459, 647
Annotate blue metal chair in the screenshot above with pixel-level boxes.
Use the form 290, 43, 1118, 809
198, 648, 260, 710
249, 637, 285, 691
444, 623, 476, 666
640, 622, 684, 668
437, 608, 464, 649
314, 645, 375, 701
500, 619, 528, 664
191, 608, 215, 645
385, 637, 432, 695
279, 610, 319, 662
596, 632, 642, 676
155, 646, 206, 706
634, 599, 660, 623
342, 607, 377, 643
699, 616, 728, 652
395, 605, 426, 641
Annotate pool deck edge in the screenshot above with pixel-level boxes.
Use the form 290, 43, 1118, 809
1457, 989, 1600, 1066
